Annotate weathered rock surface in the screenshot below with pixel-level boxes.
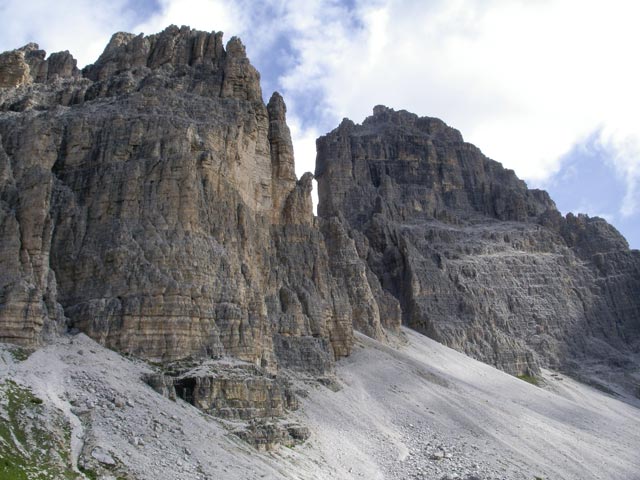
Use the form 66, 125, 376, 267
0, 49, 32, 88
234, 420, 310, 451
146, 361, 299, 420
1, 24, 638, 409
0, 26, 389, 380
316, 106, 640, 378
145, 359, 309, 450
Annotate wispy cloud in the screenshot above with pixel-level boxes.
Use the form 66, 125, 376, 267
597, 130, 640, 218
2, 0, 639, 225
0, 0, 154, 66
259, 0, 640, 220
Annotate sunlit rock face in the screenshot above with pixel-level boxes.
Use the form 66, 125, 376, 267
316, 106, 640, 377
0, 26, 394, 375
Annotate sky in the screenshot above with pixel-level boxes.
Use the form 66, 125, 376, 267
1, 0, 638, 248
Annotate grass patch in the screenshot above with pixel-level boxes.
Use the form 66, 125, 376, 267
0, 380, 78, 479
78, 465, 98, 480
516, 374, 540, 386
8, 347, 31, 362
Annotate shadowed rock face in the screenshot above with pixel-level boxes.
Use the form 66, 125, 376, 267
0, 26, 392, 375
316, 106, 640, 378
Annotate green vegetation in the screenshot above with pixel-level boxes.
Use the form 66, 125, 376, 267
516, 374, 540, 386
0, 380, 78, 479
7, 347, 31, 362
78, 465, 98, 480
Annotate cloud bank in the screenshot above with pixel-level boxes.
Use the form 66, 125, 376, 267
242, 0, 640, 244
1, 0, 638, 245
0, 0, 158, 66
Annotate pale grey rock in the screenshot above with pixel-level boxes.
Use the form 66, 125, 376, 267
0, 49, 32, 88
316, 106, 640, 381
432, 450, 445, 460
147, 361, 299, 420
234, 420, 310, 452
0, 29, 394, 453
91, 447, 116, 466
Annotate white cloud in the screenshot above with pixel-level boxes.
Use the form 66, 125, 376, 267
287, 115, 321, 211
287, 116, 319, 176
132, 0, 243, 39
0, 0, 141, 67
269, 0, 640, 216
599, 130, 640, 217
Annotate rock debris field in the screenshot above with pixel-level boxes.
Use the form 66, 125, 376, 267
2, 327, 639, 480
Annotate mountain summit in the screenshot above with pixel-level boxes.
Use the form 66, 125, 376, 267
316, 105, 640, 387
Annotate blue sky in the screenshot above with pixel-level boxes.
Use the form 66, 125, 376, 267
1, 0, 638, 248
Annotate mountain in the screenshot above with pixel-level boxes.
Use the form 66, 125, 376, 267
0, 25, 639, 479
316, 106, 640, 393
0, 26, 393, 373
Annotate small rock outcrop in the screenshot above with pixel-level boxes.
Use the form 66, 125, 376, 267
147, 362, 299, 420
145, 360, 308, 450
0, 49, 32, 88
316, 106, 640, 380
0, 42, 80, 93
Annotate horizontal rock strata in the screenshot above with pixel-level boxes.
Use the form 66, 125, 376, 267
1, 25, 638, 407
316, 106, 640, 378
0, 26, 390, 379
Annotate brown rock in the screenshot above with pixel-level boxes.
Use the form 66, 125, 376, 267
0, 27, 383, 379
0, 49, 32, 88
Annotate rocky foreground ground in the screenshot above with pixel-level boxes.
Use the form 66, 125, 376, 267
2, 328, 638, 480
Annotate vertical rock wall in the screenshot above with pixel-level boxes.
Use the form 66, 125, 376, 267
0, 26, 388, 376
1, 27, 637, 390
316, 106, 640, 377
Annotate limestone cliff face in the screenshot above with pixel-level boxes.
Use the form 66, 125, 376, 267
0, 26, 388, 375
1, 27, 638, 392
316, 106, 640, 377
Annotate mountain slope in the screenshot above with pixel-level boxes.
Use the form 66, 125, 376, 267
2, 329, 639, 479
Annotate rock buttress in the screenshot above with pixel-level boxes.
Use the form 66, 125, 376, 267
0, 27, 389, 376
316, 106, 640, 381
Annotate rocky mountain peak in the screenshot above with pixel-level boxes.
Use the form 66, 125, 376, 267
317, 105, 640, 382
317, 105, 555, 224
85, 25, 226, 78
0, 42, 79, 89
0, 26, 638, 419
267, 91, 287, 119
225, 35, 248, 57
81, 25, 262, 103
363, 105, 463, 142
0, 26, 262, 113
267, 91, 297, 222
